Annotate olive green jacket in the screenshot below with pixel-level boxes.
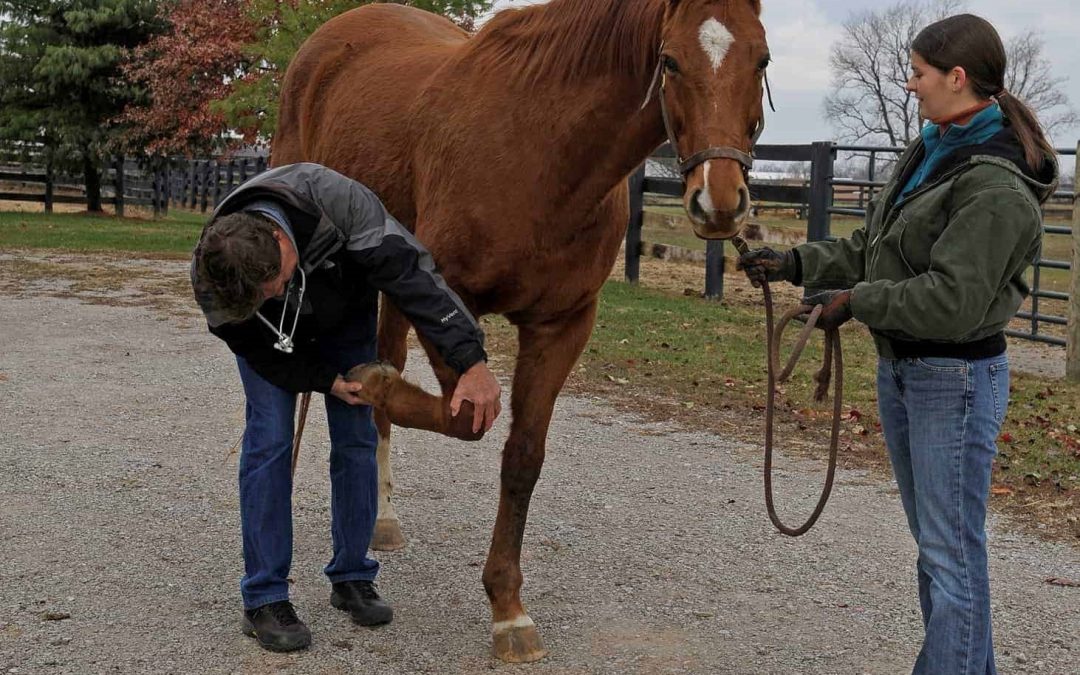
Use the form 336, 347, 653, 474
795, 127, 1059, 358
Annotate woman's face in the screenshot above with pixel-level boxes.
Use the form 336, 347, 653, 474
906, 52, 955, 122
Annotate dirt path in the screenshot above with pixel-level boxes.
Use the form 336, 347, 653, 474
0, 253, 1077, 674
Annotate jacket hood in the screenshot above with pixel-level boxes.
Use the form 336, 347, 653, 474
930, 124, 1059, 203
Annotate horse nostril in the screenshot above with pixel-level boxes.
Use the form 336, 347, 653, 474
688, 188, 708, 223
736, 185, 750, 219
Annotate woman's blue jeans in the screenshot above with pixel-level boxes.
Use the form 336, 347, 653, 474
235, 310, 380, 610
877, 355, 1010, 675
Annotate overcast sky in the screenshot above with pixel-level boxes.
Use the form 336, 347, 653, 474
486, 0, 1080, 149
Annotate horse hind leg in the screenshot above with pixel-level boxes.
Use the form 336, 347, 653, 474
371, 301, 410, 551
485, 302, 597, 663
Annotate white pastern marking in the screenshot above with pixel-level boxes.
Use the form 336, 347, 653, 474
699, 18, 734, 72
492, 615, 536, 633
700, 160, 716, 213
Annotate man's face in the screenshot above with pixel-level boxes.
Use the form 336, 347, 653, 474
259, 228, 299, 301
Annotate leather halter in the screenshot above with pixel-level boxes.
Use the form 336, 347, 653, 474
640, 42, 772, 178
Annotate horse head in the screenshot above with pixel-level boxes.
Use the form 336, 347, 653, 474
654, 0, 768, 239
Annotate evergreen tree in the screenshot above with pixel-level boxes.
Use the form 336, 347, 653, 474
0, 0, 165, 211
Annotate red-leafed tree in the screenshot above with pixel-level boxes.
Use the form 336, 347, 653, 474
115, 0, 256, 157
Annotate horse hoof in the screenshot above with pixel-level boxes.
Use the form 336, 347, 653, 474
492, 620, 548, 663
344, 361, 401, 408
372, 518, 406, 551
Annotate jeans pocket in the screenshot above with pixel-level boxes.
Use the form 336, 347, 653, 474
913, 357, 969, 374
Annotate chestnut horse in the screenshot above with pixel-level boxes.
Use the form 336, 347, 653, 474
272, 0, 768, 662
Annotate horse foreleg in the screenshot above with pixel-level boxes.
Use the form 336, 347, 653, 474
372, 301, 410, 551
485, 302, 597, 663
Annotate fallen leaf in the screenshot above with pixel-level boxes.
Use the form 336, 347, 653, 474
990, 485, 1014, 496
40, 611, 70, 621
1000, 432, 1015, 443
1044, 577, 1080, 588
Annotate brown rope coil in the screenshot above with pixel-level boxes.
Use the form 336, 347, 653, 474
733, 237, 843, 537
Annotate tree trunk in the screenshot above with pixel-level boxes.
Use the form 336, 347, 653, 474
84, 150, 102, 213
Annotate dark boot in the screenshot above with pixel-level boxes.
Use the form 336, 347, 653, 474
241, 600, 312, 652
330, 580, 394, 626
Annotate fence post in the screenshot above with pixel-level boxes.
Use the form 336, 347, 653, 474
807, 141, 835, 242
163, 161, 170, 216
44, 149, 54, 214
226, 159, 235, 196
212, 159, 222, 207
1067, 142, 1080, 381
200, 161, 211, 212
188, 160, 197, 209
625, 164, 645, 284
704, 239, 725, 300
114, 156, 125, 218
152, 160, 161, 218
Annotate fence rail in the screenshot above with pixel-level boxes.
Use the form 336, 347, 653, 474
625, 141, 1079, 371
0, 147, 270, 216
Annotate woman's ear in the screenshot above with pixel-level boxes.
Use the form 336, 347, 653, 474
950, 65, 968, 93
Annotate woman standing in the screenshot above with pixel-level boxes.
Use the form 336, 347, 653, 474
739, 14, 1059, 674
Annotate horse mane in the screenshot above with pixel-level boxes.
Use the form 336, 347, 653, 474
466, 0, 666, 87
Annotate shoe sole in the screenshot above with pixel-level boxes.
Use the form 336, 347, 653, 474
241, 616, 312, 652
330, 592, 394, 626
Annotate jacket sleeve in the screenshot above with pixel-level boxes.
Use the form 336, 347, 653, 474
209, 319, 339, 394
292, 164, 487, 374
793, 196, 874, 289
849, 184, 1041, 340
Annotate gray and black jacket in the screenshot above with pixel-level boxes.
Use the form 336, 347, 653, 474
191, 163, 486, 393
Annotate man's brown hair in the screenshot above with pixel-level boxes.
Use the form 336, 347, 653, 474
193, 212, 281, 323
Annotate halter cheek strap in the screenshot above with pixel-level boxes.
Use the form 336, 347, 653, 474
641, 42, 771, 178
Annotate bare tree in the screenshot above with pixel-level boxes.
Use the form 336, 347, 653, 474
1005, 31, 1079, 136
824, 0, 1077, 146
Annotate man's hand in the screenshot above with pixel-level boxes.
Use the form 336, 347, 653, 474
802, 289, 853, 331
330, 375, 366, 405
450, 361, 502, 434
736, 247, 797, 288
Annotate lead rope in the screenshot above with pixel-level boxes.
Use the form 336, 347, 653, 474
292, 392, 312, 476
732, 237, 843, 536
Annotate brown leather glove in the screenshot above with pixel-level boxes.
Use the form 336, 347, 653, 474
802, 289, 853, 331
736, 247, 798, 288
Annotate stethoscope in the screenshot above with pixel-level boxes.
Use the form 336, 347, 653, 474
254, 267, 306, 354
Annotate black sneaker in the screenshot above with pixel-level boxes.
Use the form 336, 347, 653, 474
330, 580, 394, 626
241, 600, 312, 652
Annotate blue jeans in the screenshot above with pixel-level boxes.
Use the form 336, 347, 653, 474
877, 355, 1009, 675
236, 308, 380, 610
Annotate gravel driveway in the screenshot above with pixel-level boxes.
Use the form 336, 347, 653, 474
0, 255, 1077, 674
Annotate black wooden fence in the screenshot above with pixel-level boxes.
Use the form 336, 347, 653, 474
2, 141, 1075, 355
625, 141, 1078, 351
0, 144, 269, 217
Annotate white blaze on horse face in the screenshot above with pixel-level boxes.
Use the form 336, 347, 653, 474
699, 160, 716, 213
699, 18, 734, 73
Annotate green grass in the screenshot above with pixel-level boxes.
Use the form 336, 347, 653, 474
0, 209, 205, 255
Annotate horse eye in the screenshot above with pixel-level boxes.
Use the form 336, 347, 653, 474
663, 55, 680, 74
757, 56, 771, 71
